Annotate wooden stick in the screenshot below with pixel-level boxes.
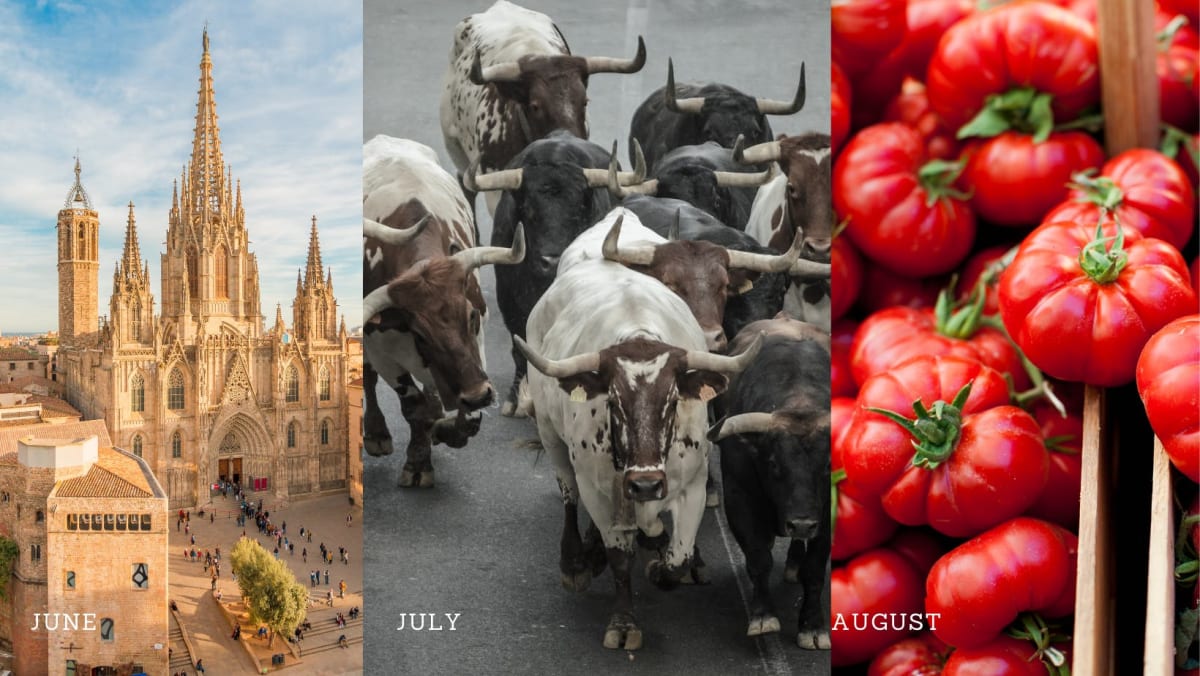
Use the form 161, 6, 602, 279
1073, 385, 1116, 676
1096, 0, 1160, 152
1143, 437, 1176, 675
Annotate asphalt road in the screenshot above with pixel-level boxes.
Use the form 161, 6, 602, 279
363, 2, 830, 674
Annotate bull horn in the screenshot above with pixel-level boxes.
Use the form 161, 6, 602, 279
736, 139, 783, 165
582, 140, 647, 187
709, 412, 779, 441
602, 213, 656, 266
756, 62, 805, 115
684, 332, 763, 372
726, 231, 802, 273
606, 155, 659, 199
713, 162, 779, 188
362, 215, 430, 246
664, 59, 704, 114
514, 335, 601, 378
789, 257, 832, 281
584, 35, 647, 74
469, 49, 522, 84
451, 223, 527, 271
466, 164, 524, 193
667, 209, 680, 241
363, 285, 394, 325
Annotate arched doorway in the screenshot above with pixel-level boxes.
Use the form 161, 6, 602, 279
207, 412, 274, 494
217, 431, 243, 485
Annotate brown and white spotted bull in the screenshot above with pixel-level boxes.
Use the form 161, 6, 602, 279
439, 0, 646, 218
517, 250, 763, 650
362, 135, 525, 488
741, 132, 833, 331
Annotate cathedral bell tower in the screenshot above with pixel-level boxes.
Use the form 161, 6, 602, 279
110, 202, 156, 344
57, 157, 100, 344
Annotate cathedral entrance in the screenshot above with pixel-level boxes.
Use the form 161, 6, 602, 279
218, 456, 243, 485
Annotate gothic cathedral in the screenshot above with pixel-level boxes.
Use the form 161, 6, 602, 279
54, 31, 350, 509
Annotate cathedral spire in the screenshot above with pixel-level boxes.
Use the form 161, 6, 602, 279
119, 201, 143, 278
188, 26, 225, 225
304, 215, 324, 288
63, 155, 93, 210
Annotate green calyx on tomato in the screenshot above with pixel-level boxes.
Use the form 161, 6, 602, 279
830, 468, 847, 527
958, 87, 1055, 143
917, 159, 972, 207
866, 382, 972, 471
1160, 123, 1200, 170
1177, 513, 1200, 586
1077, 222, 1128, 284
1068, 170, 1125, 212
934, 279, 987, 340
1004, 613, 1071, 676
1158, 15, 1189, 52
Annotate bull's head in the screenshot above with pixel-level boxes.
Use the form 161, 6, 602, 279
363, 226, 526, 411
736, 133, 833, 265
470, 38, 647, 141
664, 59, 805, 150
601, 213, 800, 352
710, 407, 831, 542
517, 333, 762, 502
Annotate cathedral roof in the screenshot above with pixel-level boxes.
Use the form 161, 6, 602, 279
0, 419, 111, 460
54, 447, 154, 498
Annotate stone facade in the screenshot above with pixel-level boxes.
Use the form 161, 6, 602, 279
54, 31, 351, 510
0, 424, 168, 676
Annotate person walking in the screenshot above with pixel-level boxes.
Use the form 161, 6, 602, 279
339, 579, 346, 598
302, 547, 307, 563
195, 658, 206, 673
324, 569, 329, 585
326, 589, 334, 607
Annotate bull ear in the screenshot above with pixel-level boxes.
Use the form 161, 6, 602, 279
556, 371, 608, 402
726, 269, 760, 296
677, 370, 727, 402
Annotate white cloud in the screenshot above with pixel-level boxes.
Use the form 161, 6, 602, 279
0, 0, 362, 334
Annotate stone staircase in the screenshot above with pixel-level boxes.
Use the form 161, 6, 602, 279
294, 606, 364, 658
168, 612, 194, 673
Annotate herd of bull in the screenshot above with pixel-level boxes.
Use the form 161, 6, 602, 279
362, 0, 832, 653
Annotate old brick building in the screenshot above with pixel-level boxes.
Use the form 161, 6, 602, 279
53, 30, 351, 509
0, 417, 168, 676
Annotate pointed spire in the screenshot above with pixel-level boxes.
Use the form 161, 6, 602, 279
296, 269, 303, 293
274, 302, 285, 330
188, 25, 225, 225
63, 155, 93, 209
119, 201, 143, 279
303, 215, 325, 288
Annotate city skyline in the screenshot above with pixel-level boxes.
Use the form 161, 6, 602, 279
0, 1, 362, 333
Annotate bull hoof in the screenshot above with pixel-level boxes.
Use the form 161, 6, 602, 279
680, 561, 710, 585
364, 438, 394, 457
432, 419, 473, 448
602, 617, 643, 651
797, 629, 831, 650
705, 487, 720, 508
784, 562, 800, 584
398, 466, 434, 488
418, 469, 435, 488
645, 559, 681, 591
560, 569, 592, 592
747, 615, 781, 637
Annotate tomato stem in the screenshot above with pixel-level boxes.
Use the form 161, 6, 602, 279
1043, 434, 1079, 455
935, 280, 987, 340
1005, 613, 1072, 676
830, 468, 846, 528
1157, 15, 1189, 52
1068, 169, 1125, 212
957, 87, 1056, 143
865, 382, 972, 471
1077, 222, 1128, 285
917, 159, 972, 207
979, 315, 1067, 417
1160, 123, 1200, 171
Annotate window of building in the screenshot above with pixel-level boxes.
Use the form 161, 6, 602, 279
100, 617, 114, 642
78, 514, 90, 531
132, 563, 148, 589
319, 367, 330, 401
140, 514, 152, 531
287, 422, 297, 449
215, 244, 228, 298
132, 435, 143, 458
171, 432, 182, 458
131, 373, 145, 413
7, 363, 13, 371
27, 363, 33, 370
35, 510, 43, 523
31, 544, 41, 562
167, 368, 184, 410
186, 249, 198, 298
104, 514, 114, 531
67, 514, 78, 530
286, 366, 299, 403
115, 514, 127, 531
131, 298, 141, 338
66, 571, 76, 590
66, 660, 76, 676
320, 419, 330, 446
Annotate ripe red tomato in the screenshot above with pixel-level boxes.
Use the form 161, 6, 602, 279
833, 403, 899, 561
832, 319, 859, 398
836, 123, 976, 277
1042, 148, 1197, 250
956, 244, 1015, 315
843, 356, 1049, 537
999, 220, 1197, 386
1159, 0, 1200, 27
885, 528, 947, 577
926, 2, 1099, 132
962, 131, 1106, 227
831, 548, 925, 667
869, 634, 949, 676
1025, 401, 1084, 530
884, 78, 961, 160
943, 635, 1071, 675
1157, 12, 1200, 132
831, 233, 863, 322
832, 60, 853, 156
1192, 256, 1200, 291
926, 517, 1077, 649
856, 266, 944, 315
832, 0, 907, 80
1136, 314, 1200, 482
850, 305, 1029, 390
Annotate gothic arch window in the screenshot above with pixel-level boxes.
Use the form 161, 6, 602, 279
215, 244, 228, 298
132, 435, 143, 458
186, 249, 198, 298
131, 372, 145, 413
320, 419, 330, 446
167, 368, 184, 410
285, 366, 300, 403
131, 298, 141, 338
287, 421, 297, 449
319, 366, 331, 401
171, 431, 182, 459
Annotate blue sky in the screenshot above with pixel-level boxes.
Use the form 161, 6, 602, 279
0, 0, 362, 334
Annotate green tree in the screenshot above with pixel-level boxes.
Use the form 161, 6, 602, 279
0, 536, 17, 600
229, 537, 308, 646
